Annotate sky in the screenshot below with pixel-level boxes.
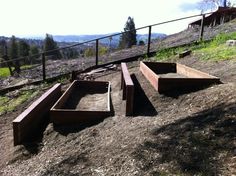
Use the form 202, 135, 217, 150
0, 0, 210, 37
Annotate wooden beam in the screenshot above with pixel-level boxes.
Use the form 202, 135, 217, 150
177, 63, 218, 78
121, 63, 134, 116
158, 78, 221, 93
140, 61, 159, 91
179, 50, 192, 58
13, 83, 62, 145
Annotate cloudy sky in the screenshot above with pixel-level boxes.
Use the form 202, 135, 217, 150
0, 0, 213, 37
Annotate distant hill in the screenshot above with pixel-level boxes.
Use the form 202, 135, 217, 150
0, 33, 166, 50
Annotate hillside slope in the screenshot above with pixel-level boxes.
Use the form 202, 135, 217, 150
1, 57, 236, 175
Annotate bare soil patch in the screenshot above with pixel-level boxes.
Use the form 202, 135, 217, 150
63, 90, 108, 111
158, 73, 187, 78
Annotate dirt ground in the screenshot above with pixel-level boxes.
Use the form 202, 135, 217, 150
0, 57, 236, 175
63, 90, 108, 111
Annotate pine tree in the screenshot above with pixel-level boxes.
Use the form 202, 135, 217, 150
43, 34, 61, 59
119, 17, 137, 49
29, 45, 40, 64
18, 40, 30, 64
18, 40, 30, 57
9, 35, 21, 74
0, 39, 13, 75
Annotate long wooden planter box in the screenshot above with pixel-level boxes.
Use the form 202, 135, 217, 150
13, 83, 62, 145
50, 80, 111, 125
140, 61, 221, 93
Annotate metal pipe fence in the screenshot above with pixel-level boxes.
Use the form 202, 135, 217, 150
1, 10, 221, 89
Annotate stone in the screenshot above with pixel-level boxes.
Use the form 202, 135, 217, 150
226, 40, 236, 46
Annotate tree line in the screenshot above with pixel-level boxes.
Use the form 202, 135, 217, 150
0, 36, 40, 75
0, 34, 64, 76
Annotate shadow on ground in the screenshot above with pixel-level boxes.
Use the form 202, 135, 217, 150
20, 117, 50, 154
133, 102, 236, 175
131, 74, 157, 117
53, 120, 104, 136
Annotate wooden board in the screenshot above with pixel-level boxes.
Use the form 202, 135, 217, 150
121, 63, 134, 116
13, 83, 62, 145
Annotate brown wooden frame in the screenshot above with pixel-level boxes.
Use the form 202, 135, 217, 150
140, 61, 221, 93
50, 80, 111, 125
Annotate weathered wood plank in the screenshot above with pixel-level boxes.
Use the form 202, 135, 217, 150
121, 63, 134, 116
179, 50, 192, 58
13, 83, 62, 145
140, 61, 159, 91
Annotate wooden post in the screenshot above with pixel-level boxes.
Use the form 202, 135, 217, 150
42, 53, 46, 81
147, 26, 152, 56
71, 71, 76, 81
199, 14, 205, 41
96, 39, 99, 66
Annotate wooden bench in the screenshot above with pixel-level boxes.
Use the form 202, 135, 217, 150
13, 83, 62, 145
121, 62, 134, 116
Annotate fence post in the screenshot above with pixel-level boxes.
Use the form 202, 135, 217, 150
147, 26, 152, 56
42, 53, 46, 81
199, 14, 205, 41
96, 39, 99, 66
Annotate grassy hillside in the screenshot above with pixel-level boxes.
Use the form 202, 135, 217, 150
155, 32, 236, 61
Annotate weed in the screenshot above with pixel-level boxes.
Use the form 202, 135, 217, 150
0, 67, 11, 77
0, 90, 39, 115
210, 32, 236, 47
155, 32, 236, 61
156, 47, 185, 61
21, 65, 34, 70
0, 65, 34, 77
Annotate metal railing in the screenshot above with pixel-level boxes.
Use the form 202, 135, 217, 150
1, 10, 225, 88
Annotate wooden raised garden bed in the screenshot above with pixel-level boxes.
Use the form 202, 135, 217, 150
140, 61, 221, 93
50, 80, 111, 125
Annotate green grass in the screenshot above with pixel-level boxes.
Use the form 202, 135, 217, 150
21, 65, 34, 70
154, 32, 236, 61
0, 65, 34, 77
0, 67, 11, 77
155, 47, 185, 61
195, 44, 236, 60
0, 90, 39, 115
